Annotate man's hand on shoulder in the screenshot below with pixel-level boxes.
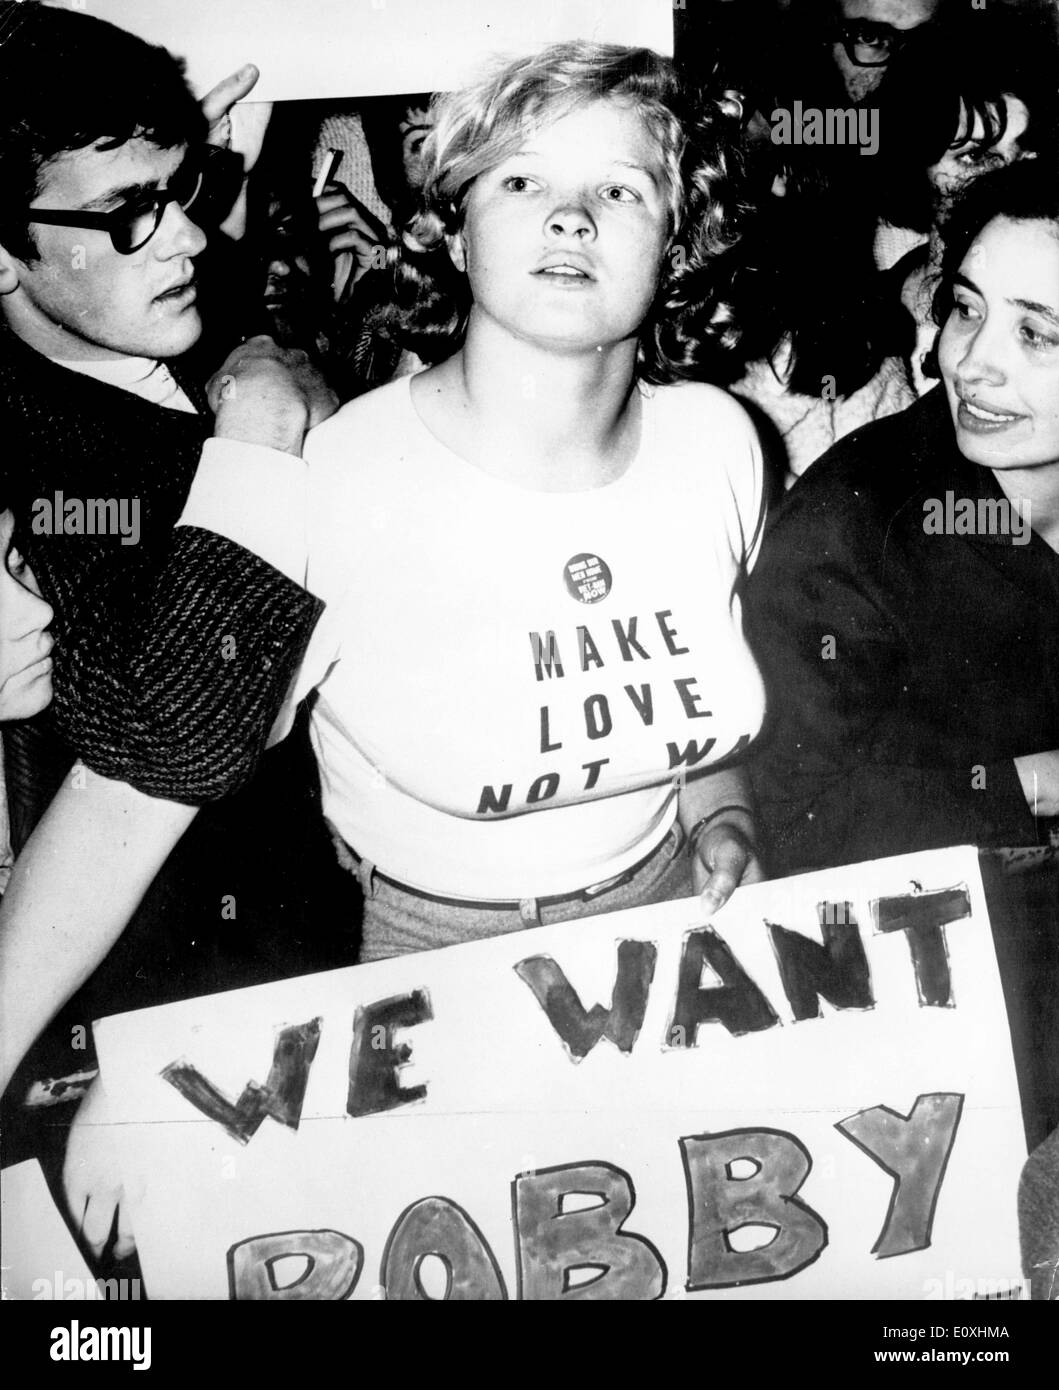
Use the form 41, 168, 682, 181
209, 335, 339, 456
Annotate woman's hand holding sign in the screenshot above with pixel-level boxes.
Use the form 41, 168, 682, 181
690, 812, 764, 917
63, 1078, 141, 1263
681, 769, 764, 917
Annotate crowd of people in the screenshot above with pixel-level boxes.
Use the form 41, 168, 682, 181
0, 0, 1056, 1297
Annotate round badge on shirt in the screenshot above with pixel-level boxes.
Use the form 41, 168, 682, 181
564, 553, 612, 604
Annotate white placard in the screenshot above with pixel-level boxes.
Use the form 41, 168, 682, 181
1, 1160, 97, 1301
46, 0, 674, 102
92, 846, 1027, 1301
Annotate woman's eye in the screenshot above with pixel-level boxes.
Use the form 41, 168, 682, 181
601, 184, 638, 203
952, 298, 980, 322
6, 545, 27, 578
501, 175, 540, 193
1021, 323, 1059, 350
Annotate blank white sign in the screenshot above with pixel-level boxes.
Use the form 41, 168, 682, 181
44, 0, 674, 102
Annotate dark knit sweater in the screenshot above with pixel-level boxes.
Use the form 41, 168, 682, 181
1, 323, 322, 804
0, 328, 361, 1141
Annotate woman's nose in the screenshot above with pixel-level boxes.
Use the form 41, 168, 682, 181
957, 323, 1006, 388
15, 563, 54, 638
546, 200, 596, 241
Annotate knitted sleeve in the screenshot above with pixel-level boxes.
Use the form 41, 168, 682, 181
42, 527, 322, 804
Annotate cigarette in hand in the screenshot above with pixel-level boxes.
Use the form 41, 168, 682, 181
313, 148, 343, 198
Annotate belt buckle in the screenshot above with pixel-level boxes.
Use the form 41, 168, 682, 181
581, 868, 631, 901
580, 826, 675, 901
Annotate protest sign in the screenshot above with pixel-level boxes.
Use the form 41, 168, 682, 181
93, 845, 1026, 1300
0, 1160, 96, 1301
48, 0, 674, 102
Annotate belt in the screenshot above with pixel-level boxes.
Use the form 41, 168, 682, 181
330, 821, 682, 925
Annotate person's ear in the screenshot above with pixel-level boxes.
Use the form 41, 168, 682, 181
445, 229, 467, 273
0, 241, 23, 296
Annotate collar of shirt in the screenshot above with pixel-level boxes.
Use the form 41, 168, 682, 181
50, 355, 198, 414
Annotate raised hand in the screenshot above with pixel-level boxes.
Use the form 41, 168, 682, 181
315, 182, 390, 303
200, 64, 273, 175
199, 65, 273, 239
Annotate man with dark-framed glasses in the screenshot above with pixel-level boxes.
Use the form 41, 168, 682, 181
825, 0, 944, 104
0, 0, 358, 1235
24, 144, 243, 259
0, 1, 336, 798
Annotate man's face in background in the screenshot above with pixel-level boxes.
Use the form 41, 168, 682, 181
831, 0, 942, 103
361, 93, 436, 226
397, 103, 435, 203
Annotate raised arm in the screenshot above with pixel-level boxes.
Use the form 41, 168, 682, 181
22, 338, 335, 803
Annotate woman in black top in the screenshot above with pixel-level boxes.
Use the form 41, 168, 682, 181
745, 160, 1059, 876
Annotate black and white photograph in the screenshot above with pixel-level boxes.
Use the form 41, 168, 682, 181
0, 0, 1056, 1358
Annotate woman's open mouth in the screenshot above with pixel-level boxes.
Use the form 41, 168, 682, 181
534, 255, 594, 284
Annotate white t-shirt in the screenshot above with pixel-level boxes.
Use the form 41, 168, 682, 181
283, 375, 767, 901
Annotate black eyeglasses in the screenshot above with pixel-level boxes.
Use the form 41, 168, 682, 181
834, 20, 912, 67
26, 146, 244, 255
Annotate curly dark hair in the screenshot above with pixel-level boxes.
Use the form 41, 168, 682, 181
381, 40, 751, 384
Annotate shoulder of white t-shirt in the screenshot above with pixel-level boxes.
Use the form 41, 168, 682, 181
304, 376, 412, 464
300, 378, 419, 519
647, 379, 760, 458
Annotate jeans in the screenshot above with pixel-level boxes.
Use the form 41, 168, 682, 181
333, 821, 695, 962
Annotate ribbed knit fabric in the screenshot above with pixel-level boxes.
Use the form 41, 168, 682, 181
0, 327, 362, 1154
1, 323, 322, 803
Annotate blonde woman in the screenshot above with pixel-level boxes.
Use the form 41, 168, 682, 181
281, 41, 769, 957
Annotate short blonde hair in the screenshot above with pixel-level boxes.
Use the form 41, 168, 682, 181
389, 40, 748, 382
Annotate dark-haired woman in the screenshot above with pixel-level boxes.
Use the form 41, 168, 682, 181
873, 5, 1059, 393
745, 159, 1059, 877
0, 502, 54, 890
